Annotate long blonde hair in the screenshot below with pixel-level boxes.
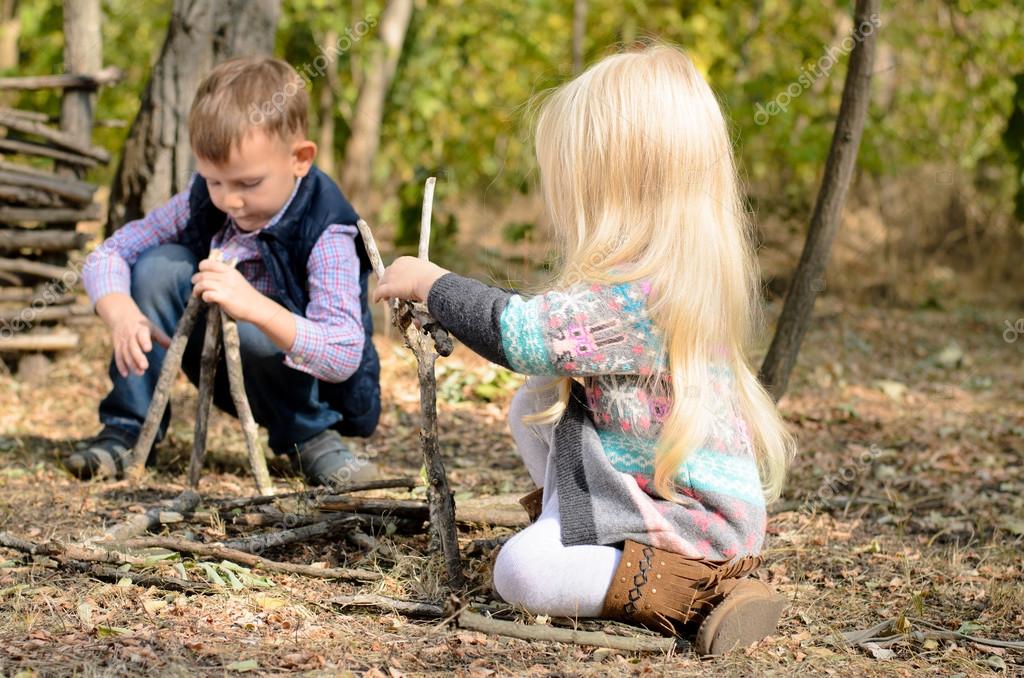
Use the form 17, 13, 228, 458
526, 44, 795, 502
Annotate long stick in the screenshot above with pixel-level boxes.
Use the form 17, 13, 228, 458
417, 176, 436, 259
96, 489, 201, 544
187, 305, 222, 489
128, 295, 204, 475
220, 308, 275, 496
121, 536, 381, 583
209, 477, 418, 511
458, 610, 681, 653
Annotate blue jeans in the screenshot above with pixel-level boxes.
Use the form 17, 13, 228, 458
98, 244, 341, 453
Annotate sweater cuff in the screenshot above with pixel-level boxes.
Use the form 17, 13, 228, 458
426, 272, 514, 369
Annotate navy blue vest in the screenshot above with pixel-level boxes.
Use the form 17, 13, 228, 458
180, 166, 380, 437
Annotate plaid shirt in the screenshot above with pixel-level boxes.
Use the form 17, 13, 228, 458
83, 175, 364, 383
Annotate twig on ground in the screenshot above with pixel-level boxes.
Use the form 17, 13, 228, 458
92, 489, 201, 544
209, 477, 418, 512
457, 610, 682, 653
332, 593, 445, 619
120, 535, 381, 583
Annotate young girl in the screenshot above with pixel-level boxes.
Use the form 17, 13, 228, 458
373, 44, 796, 655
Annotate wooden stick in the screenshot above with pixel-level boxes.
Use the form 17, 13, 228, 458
0, 67, 124, 91
128, 296, 204, 475
0, 169, 96, 205
209, 477, 419, 511
220, 308, 275, 497
95, 490, 201, 544
187, 305, 222, 489
0, 304, 92, 325
0, 137, 99, 168
0, 332, 79, 352
120, 536, 381, 583
0, 530, 138, 565
0, 184, 61, 208
221, 513, 364, 553
0, 257, 73, 281
0, 204, 101, 223
358, 203, 463, 587
0, 229, 92, 252
318, 495, 528, 528
418, 176, 436, 259
333, 594, 444, 619
64, 561, 212, 593
457, 610, 681, 653
0, 113, 111, 162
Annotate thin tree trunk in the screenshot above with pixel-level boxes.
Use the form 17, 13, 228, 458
339, 0, 413, 209
0, 0, 19, 72
316, 29, 340, 178
758, 0, 879, 401
58, 0, 101, 181
106, 0, 281, 234
572, 0, 587, 74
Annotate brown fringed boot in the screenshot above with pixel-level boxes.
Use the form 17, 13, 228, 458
600, 540, 785, 655
518, 487, 544, 523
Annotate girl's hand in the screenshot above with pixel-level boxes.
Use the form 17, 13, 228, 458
110, 310, 172, 377
191, 257, 264, 321
372, 256, 449, 304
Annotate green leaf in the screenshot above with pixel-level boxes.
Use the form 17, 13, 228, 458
226, 659, 259, 672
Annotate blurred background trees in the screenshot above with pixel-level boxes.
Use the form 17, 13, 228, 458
6, 0, 1023, 308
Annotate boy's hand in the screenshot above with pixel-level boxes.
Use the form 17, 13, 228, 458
191, 258, 264, 321
95, 293, 171, 377
110, 309, 172, 377
372, 256, 449, 304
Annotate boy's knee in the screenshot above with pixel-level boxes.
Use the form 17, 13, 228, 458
131, 244, 197, 308
235, 320, 285, 366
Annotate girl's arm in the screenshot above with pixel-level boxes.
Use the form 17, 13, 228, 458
374, 257, 661, 376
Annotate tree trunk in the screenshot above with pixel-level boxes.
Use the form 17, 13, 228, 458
58, 0, 101, 181
316, 29, 340, 178
572, 0, 587, 74
0, 0, 19, 72
758, 0, 879, 401
339, 0, 413, 210
105, 0, 281, 235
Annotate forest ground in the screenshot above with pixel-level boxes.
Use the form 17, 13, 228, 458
0, 297, 1022, 677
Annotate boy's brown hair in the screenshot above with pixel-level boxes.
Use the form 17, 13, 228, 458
188, 56, 308, 163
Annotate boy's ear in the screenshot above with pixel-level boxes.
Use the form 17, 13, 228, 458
291, 139, 318, 177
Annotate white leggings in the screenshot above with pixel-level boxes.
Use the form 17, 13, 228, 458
492, 378, 623, 617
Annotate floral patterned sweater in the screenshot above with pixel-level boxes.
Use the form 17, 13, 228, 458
426, 272, 767, 558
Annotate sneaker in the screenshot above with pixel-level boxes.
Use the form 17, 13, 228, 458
292, 429, 379, 488
66, 426, 139, 480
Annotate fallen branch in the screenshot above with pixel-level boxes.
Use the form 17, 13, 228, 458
65, 560, 212, 593
209, 477, 419, 512
93, 489, 201, 544
457, 610, 681, 653
221, 513, 365, 553
120, 536, 381, 583
0, 332, 79, 352
333, 594, 445, 619
843, 617, 1024, 651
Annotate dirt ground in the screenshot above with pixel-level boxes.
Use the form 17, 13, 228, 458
0, 295, 1022, 677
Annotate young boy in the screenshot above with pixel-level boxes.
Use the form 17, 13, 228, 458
72, 56, 381, 487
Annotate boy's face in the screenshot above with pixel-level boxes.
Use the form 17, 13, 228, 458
194, 129, 317, 232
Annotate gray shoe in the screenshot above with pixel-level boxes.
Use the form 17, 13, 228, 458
66, 426, 138, 480
293, 429, 379, 488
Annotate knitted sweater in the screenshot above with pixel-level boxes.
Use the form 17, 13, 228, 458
427, 273, 767, 559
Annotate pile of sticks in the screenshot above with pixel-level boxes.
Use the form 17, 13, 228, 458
0, 68, 124, 357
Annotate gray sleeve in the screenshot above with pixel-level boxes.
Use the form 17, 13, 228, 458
425, 272, 515, 369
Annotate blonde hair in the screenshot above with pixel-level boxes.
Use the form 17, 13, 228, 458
189, 56, 308, 163
527, 43, 796, 502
